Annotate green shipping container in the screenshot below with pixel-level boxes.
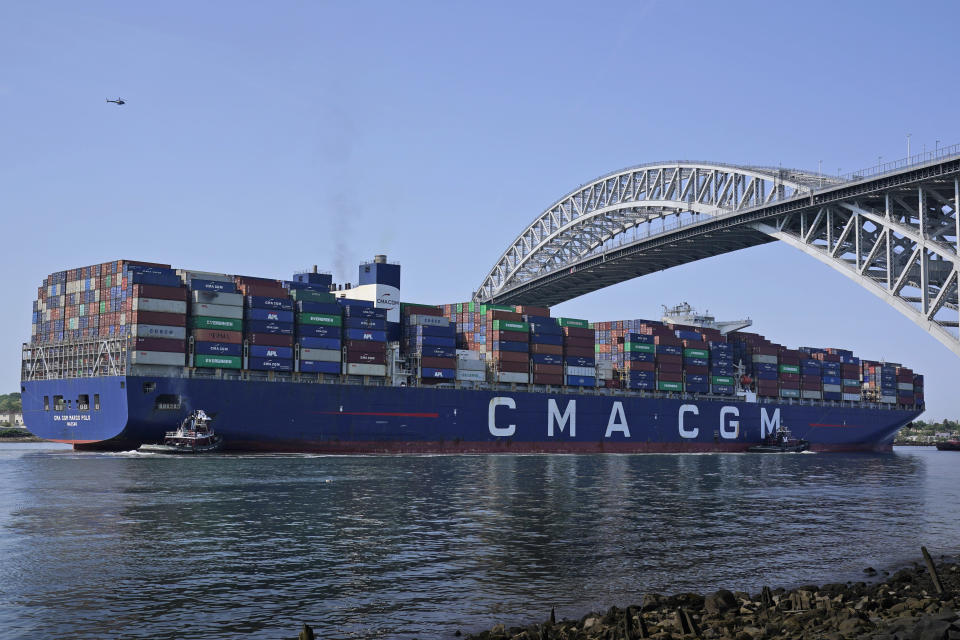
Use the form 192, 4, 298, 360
290, 289, 336, 303
195, 354, 242, 369
843, 378, 861, 387
779, 364, 800, 374
658, 380, 683, 392
780, 388, 801, 398
683, 348, 709, 358
492, 320, 529, 332
99, 301, 106, 314
455, 303, 463, 313
297, 312, 342, 326
190, 316, 243, 331
104, 275, 112, 288
557, 317, 589, 328
468, 302, 475, 312
485, 304, 516, 313
624, 342, 655, 353
711, 375, 735, 385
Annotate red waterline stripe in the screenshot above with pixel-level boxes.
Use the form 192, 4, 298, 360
50, 439, 100, 444
809, 423, 861, 428
313, 411, 439, 418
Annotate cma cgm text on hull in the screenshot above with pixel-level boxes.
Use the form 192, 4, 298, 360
21, 257, 924, 452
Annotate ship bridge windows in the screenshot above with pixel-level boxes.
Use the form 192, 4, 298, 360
142, 382, 156, 394
154, 394, 181, 411
77, 394, 90, 411
94, 394, 100, 411
53, 395, 64, 411
43, 396, 49, 411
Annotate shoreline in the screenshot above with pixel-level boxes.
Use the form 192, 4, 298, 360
0, 436, 48, 443
466, 550, 960, 640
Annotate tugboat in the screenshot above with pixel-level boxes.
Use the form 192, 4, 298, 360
748, 424, 810, 453
936, 439, 960, 451
139, 410, 222, 454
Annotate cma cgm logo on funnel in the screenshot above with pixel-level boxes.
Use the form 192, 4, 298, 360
376, 291, 398, 307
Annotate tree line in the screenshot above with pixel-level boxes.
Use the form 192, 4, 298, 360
0, 393, 21, 412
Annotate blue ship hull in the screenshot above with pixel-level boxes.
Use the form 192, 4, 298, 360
21, 376, 919, 453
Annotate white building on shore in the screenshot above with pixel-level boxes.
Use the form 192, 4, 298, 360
0, 412, 24, 427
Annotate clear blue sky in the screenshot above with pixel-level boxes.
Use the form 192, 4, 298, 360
2, 2, 957, 419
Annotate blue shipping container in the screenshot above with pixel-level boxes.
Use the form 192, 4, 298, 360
490, 341, 528, 353
421, 367, 455, 379
341, 304, 386, 318
248, 356, 293, 372
191, 279, 237, 293
250, 345, 293, 359
345, 328, 387, 342
565, 375, 595, 387
247, 296, 294, 311
530, 333, 563, 346
246, 308, 295, 323
530, 322, 562, 335
408, 335, 455, 347
419, 345, 456, 358
246, 320, 294, 335
345, 316, 387, 331
298, 337, 341, 350
194, 341, 242, 357
531, 353, 563, 365
413, 324, 455, 337
566, 356, 595, 367
296, 325, 341, 338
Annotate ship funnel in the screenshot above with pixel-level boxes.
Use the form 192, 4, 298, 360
374, 254, 387, 264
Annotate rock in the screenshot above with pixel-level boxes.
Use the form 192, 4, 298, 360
643, 594, 666, 612
866, 567, 879, 576
705, 590, 739, 615
298, 623, 315, 640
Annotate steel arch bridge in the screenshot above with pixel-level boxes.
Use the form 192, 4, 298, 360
475, 155, 960, 356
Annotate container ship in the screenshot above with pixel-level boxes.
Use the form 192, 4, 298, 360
20, 256, 924, 453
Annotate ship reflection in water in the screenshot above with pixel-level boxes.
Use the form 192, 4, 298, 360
2, 445, 959, 639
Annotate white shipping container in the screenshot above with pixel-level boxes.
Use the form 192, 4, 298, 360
191, 290, 244, 307
456, 349, 479, 359
842, 393, 861, 402
496, 372, 529, 383
565, 365, 595, 377
456, 359, 485, 371
300, 348, 340, 362
132, 297, 187, 314
597, 369, 614, 380
345, 363, 387, 376
179, 270, 234, 283
751, 354, 778, 364
130, 324, 187, 340
897, 382, 913, 391
823, 384, 842, 393
455, 369, 486, 382
131, 350, 185, 366
407, 314, 449, 327
191, 303, 244, 319
880, 395, 897, 404
801, 390, 823, 400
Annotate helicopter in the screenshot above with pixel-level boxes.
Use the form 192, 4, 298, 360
105, 97, 125, 105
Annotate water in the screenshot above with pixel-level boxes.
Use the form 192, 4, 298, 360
2, 444, 960, 639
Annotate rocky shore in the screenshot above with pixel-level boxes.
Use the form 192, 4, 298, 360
464, 548, 960, 640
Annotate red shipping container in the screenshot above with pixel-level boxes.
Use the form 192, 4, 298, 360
683, 365, 708, 375
345, 340, 386, 352
130, 310, 185, 326
622, 361, 655, 372
605, 379, 621, 388
564, 346, 594, 358
247, 333, 294, 347
682, 340, 709, 349
563, 336, 594, 348
496, 360, 528, 373
656, 354, 682, 365
515, 305, 550, 317
780, 372, 800, 382
132, 284, 186, 301
532, 363, 562, 374
492, 350, 527, 363
562, 327, 594, 338
489, 310, 522, 321
240, 284, 288, 298
653, 335, 682, 346
193, 329, 242, 344
532, 373, 563, 385
404, 304, 442, 317
658, 371, 683, 382
841, 365, 859, 377
657, 362, 683, 374
779, 380, 800, 390
133, 337, 185, 352
421, 357, 456, 369
801, 380, 821, 390
842, 386, 860, 393
493, 330, 529, 343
